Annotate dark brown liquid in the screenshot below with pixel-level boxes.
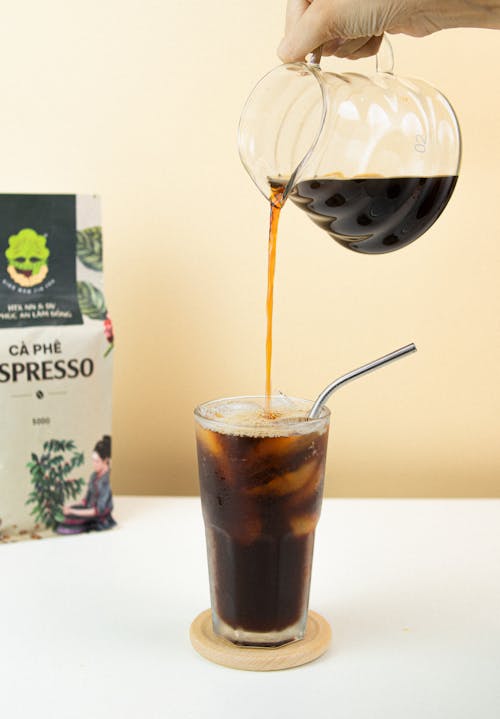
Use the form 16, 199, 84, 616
196, 423, 328, 642
288, 175, 458, 254
265, 185, 285, 407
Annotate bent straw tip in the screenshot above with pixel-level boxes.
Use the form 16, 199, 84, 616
309, 341, 417, 419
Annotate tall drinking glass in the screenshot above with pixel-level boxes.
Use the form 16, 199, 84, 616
194, 396, 330, 647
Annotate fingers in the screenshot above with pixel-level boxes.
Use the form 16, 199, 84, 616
346, 35, 383, 59
279, 0, 396, 63
285, 0, 311, 35
328, 36, 374, 58
278, 0, 338, 62
290, 33, 383, 62
330, 34, 384, 59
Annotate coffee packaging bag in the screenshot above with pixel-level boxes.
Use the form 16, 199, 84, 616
0, 194, 115, 542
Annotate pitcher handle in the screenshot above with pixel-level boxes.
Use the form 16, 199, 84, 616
375, 34, 394, 74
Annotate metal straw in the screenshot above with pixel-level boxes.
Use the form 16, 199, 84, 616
308, 343, 417, 419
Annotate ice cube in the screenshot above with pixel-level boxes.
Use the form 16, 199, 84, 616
290, 513, 318, 537
213, 400, 263, 426
195, 425, 224, 458
273, 392, 300, 411
234, 514, 262, 545
247, 459, 318, 497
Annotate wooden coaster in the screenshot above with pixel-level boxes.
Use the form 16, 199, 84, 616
190, 610, 331, 671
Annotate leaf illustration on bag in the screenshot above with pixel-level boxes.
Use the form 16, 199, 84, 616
26, 440, 85, 531
77, 281, 107, 320
76, 227, 103, 271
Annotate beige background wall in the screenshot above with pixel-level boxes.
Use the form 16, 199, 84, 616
1, 1, 499, 497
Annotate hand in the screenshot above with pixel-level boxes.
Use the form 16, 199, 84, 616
62, 505, 73, 516
278, 0, 500, 62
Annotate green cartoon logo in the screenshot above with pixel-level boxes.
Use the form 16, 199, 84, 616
5, 228, 50, 287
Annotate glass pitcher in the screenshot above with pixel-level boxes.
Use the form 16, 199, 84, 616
238, 37, 461, 254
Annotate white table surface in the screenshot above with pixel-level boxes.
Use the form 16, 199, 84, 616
1, 497, 499, 718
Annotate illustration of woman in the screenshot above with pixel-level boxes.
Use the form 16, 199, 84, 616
57, 435, 116, 535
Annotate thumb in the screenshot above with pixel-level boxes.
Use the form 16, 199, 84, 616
278, 0, 337, 62
285, 0, 311, 34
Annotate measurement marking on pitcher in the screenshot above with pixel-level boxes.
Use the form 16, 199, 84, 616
415, 134, 427, 153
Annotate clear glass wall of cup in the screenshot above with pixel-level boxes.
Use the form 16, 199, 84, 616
194, 396, 330, 647
238, 37, 461, 254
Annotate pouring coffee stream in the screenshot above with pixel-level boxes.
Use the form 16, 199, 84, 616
265, 184, 285, 405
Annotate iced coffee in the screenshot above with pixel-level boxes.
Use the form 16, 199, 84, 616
194, 396, 330, 647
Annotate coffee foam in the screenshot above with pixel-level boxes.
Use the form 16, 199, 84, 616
195, 398, 329, 438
